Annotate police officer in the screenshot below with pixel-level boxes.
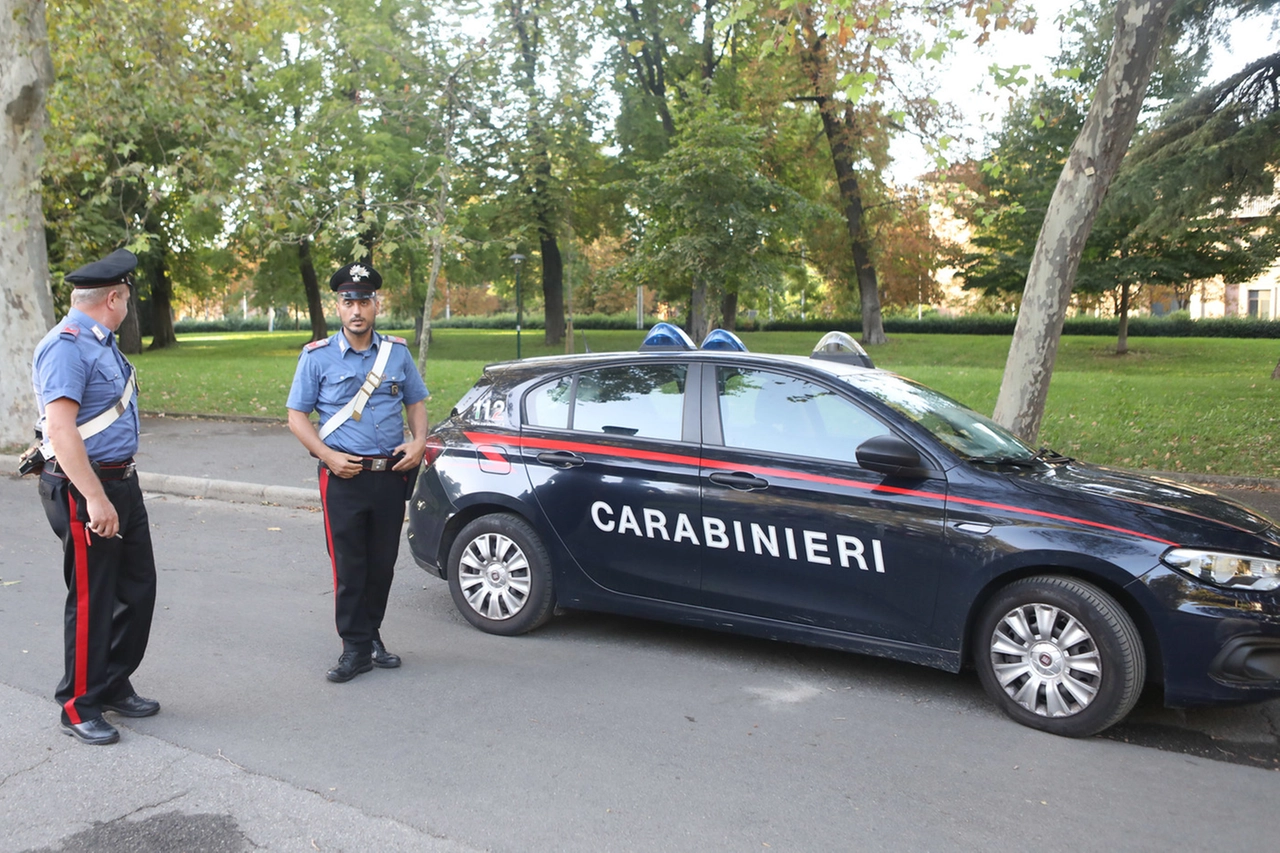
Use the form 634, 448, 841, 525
31, 249, 159, 746
286, 262, 429, 682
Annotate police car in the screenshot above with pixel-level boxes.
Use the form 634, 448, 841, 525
407, 324, 1280, 737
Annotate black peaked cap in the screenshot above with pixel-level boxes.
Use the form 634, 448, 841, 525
329, 262, 382, 293
64, 249, 138, 288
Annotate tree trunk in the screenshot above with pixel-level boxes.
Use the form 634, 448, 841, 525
298, 239, 326, 341
1271, 358, 1279, 380
1116, 280, 1131, 355
992, 0, 1176, 443
0, 0, 55, 445
796, 15, 886, 345
541, 233, 565, 344
721, 291, 738, 332
510, 2, 564, 346
146, 249, 178, 350
689, 281, 712, 344
118, 286, 142, 354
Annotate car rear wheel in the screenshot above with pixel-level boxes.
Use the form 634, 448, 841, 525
447, 514, 554, 636
975, 575, 1145, 737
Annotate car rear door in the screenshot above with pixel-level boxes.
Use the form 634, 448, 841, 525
698, 364, 951, 647
520, 360, 705, 604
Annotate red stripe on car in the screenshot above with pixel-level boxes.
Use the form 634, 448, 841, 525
463, 431, 1178, 547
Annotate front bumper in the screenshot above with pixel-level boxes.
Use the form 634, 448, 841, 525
1130, 567, 1280, 706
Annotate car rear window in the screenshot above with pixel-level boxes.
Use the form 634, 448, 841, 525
525, 364, 687, 440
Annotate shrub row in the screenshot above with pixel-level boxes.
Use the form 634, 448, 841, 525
751, 314, 1280, 338
172, 312, 661, 334
172, 312, 1280, 339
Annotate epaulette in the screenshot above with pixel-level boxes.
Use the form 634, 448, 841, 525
384, 335, 407, 345
303, 338, 330, 352
60, 325, 80, 339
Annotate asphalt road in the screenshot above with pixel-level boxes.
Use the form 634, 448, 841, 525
2, 474, 1278, 852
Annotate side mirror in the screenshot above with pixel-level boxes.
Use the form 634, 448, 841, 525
856, 435, 929, 478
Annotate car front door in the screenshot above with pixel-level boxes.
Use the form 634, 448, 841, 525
698, 365, 951, 648
521, 361, 704, 604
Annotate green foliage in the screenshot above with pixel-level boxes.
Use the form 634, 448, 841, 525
959, 3, 1280, 309
42, 0, 275, 307
616, 99, 828, 305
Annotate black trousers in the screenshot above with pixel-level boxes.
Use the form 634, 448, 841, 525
39, 472, 156, 724
318, 465, 411, 654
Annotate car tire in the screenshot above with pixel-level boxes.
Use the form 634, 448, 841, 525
447, 514, 555, 636
975, 575, 1145, 737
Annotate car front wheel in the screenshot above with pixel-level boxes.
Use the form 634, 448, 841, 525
447, 514, 555, 636
975, 575, 1145, 737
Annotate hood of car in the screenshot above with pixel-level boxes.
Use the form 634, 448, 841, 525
1005, 462, 1276, 536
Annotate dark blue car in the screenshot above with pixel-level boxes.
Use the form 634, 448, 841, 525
407, 326, 1280, 737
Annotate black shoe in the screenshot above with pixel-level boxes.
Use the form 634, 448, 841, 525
326, 651, 373, 683
103, 694, 161, 718
61, 716, 120, 745
371, 640, 401, 669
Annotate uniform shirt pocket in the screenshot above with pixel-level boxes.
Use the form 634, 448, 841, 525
92, 359, 125, 394
380, 370, 405, 398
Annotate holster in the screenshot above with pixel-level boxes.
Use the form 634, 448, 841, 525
18, 443, 47, 476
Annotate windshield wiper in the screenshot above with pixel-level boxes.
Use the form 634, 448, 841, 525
1034, 447, 1075, 464
970, 454, 1042, 468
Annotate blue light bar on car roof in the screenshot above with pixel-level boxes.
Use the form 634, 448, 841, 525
640, 322, 696, 351
810, 331, 874, 368
700, 329, 748, 352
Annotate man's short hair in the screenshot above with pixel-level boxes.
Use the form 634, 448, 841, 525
71, 282, 128, 307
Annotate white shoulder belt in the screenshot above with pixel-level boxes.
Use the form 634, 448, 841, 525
39, 370, 137, 458
318, 337, 395, 442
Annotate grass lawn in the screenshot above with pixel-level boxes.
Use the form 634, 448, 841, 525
128, 327, 1280, 479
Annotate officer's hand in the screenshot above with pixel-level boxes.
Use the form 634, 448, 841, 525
86, 494, 120, 540
325, 451, 364, 479
392, 437, 427, 472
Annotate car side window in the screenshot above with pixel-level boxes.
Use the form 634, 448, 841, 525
572, 364, 687, 440
716, 367, 885, 463
525, 376, 573, 429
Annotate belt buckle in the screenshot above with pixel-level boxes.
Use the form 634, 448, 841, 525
368, 458, 388, 472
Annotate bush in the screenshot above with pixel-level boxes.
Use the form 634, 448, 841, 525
170, 311, 1280, 338
427, 312, 664, 331
752, 313, 1280, 338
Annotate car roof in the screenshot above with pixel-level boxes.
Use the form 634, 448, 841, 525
481, 349, 876, 383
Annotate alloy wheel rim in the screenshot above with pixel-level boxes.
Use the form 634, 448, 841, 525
458, 532, 531, 620
989, 602, 1102, 718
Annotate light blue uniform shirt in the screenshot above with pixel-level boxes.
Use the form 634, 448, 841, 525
31, 307, 140, 462
286, 330, 429, 456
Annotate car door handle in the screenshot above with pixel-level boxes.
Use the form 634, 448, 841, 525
537, 451, 585, 469
708, 471, 769, 491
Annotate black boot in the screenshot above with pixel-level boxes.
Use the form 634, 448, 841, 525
326, 650, 373, 683
371, 639, 401, 669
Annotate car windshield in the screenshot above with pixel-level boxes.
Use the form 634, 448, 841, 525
843, 372, 1036, 462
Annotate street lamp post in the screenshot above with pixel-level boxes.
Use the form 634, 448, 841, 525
510, 253, 526, 359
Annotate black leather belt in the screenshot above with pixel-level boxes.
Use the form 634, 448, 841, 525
359, 456, 397, 472
45, 459, 137, 481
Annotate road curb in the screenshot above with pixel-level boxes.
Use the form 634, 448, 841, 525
1, 454, 320, 508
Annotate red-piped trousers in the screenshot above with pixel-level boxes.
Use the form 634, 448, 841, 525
39, 472, 156, 724
318, 464, 410, 654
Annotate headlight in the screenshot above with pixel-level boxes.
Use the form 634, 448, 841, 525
1162, 548, 1280, 592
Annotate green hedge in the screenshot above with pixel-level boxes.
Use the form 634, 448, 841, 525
172, 312, 1280, 339
752, 314, 1280, 338
173, 312, 662, 334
